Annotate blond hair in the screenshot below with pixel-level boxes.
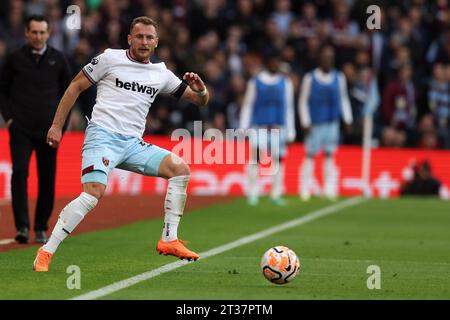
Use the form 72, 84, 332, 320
129, 16, 158, 34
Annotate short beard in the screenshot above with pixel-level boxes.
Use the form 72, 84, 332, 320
131, 47, 153, 62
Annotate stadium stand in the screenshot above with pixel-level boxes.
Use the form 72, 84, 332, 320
0, 0, 449, 149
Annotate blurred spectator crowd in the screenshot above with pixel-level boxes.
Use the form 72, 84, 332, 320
0, 0, 449, 149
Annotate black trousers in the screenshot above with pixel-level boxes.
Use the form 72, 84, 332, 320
9, 124, 57, 232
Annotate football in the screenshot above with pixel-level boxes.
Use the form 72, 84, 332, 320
260, 246, 300, 284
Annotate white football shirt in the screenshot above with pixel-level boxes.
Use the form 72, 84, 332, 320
82, 49, 183, 137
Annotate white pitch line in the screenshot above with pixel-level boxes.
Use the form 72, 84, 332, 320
71, 197, 366, 300
0, 238, 15, 245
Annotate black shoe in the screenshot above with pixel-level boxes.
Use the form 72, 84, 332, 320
15, 228, 29, 244
35, 230, 47, 244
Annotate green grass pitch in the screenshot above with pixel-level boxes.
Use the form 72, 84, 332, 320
0, 197, 449, 300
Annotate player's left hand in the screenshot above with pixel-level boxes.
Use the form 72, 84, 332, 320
183, 72, 205, 93
47, 124, 62, 148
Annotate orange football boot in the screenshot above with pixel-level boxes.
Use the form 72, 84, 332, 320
33, 247, 53, 272
156, 239, 199, 261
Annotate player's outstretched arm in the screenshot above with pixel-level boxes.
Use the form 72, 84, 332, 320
180, 72, 209, 107
47, 71, 93, 148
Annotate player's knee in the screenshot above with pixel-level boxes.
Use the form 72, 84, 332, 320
173, 162, 190, 177
82, 182, 106, 200
158, 154, 190, 179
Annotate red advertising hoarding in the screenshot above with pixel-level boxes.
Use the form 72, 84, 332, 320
1, 130, 449, 200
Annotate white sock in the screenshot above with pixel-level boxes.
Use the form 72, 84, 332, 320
324, 156, 337, 198
162, 175, 189, 242
43, 192, 98, 253
270, 162, 284, 200
301, 157, 314, 198
246, 164, 259, 201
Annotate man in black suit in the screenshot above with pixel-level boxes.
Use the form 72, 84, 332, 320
0, 15, 71, 243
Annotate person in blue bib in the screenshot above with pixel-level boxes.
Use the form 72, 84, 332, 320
240, 48, 296, 206
298, 45, 353, 200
